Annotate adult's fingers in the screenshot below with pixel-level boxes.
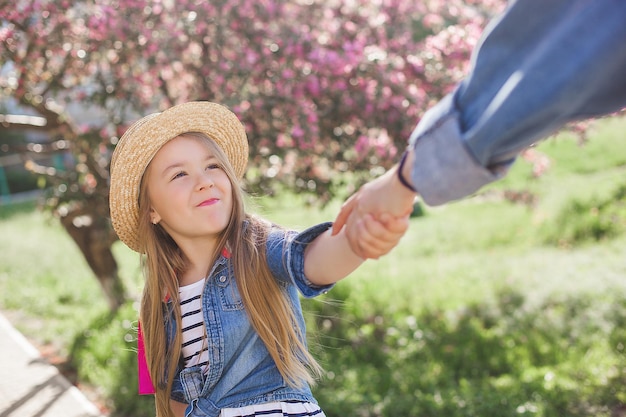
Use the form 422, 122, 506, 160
355, 214, 406, 259
332, 193, 358, 236
378, 212, 411, 234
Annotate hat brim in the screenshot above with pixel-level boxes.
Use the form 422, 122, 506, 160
109, 101, 248, 253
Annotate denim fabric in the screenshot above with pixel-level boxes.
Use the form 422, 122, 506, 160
166, 222, 334, 417
409, 0, 626, 206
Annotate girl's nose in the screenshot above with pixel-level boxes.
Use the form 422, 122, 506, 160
196, 171, 215, 190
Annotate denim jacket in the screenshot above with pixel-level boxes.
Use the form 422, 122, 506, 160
166, 222, 334, 417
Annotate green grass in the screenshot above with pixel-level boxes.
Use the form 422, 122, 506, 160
0, 202, 110, 353
2, 116, 626, 416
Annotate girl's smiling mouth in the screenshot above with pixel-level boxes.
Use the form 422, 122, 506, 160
197, 198, 219, 207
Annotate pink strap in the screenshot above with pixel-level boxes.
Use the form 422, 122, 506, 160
137, 322, 156, 395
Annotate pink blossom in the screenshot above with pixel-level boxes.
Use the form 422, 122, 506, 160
3, 0, 515, 203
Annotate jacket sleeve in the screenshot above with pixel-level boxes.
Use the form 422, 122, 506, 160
266, 222, 335, 298
408, 0, 626, 206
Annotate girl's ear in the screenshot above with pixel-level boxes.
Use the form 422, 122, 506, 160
150, 208, 161, 225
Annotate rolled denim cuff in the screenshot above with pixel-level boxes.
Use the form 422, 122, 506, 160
287, 222, 335, 298
180, 366, 205, 403
408, 94, 512, 206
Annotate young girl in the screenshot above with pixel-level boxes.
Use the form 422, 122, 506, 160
109, 101, 409, 417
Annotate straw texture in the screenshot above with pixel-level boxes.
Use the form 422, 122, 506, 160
109, 101, 248, 253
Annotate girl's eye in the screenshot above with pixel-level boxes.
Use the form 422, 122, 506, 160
206, 164, 220, 170
172, 171, 187, 180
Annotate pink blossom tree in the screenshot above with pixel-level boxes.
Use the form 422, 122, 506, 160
0, 0, 505, 308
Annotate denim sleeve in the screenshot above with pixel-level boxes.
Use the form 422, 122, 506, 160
266, 222, 335, 298
408, 0, 626, 206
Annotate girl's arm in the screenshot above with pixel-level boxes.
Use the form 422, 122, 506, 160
304, 213, 409, 286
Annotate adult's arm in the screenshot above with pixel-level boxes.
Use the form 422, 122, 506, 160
411, 0, 626, 206
333, 0, 626, 258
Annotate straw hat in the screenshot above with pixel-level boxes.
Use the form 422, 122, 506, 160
109, 101, 249, 253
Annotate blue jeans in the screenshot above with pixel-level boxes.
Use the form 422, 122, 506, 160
408, 0, 626, 205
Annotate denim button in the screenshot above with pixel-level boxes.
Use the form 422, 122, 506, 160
218, 275, 227, 283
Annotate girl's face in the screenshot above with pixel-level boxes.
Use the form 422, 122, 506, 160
145, 135, 233, 249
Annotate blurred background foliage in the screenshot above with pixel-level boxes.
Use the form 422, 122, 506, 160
1, 0, 505, 309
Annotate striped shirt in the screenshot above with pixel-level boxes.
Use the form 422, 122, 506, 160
219, 400, 325, 417
179, 278, 209, 374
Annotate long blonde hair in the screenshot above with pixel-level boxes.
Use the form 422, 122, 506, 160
137, 133, 322, 417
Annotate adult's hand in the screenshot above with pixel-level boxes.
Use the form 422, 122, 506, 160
332, 155, 417, 258
345, 210, 411, 259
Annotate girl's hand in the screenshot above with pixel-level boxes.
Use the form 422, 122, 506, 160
342, 211, 410, 260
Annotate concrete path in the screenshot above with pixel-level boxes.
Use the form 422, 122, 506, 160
0, 312, 106, 417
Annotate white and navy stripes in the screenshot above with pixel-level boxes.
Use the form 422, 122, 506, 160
179, 278, 209, 374
219, 401, 325, 417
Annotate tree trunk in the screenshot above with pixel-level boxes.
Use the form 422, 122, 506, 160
59, 208, 127, 311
